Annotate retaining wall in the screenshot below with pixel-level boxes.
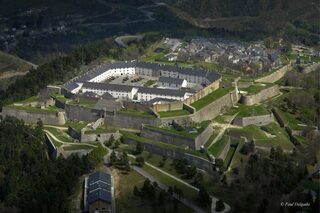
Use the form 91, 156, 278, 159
123, 137, 215, 175
233, 113, 274, 126
241, 85, 280, 106
302, 63, 320, 74
255, 64, 292, 83
2, 107, 66, 125
184, 80, 220, 105
152, 100, 184, 112
141, 123, 213, 150
80, 131, 120, 143
218, 138, 231, 160
105, 112, 160, 130
191, 89, 240, 122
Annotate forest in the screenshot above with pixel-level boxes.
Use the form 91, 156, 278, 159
0, 34, 159, 109
0, 116, 107, 213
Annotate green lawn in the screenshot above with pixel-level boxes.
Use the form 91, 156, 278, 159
63, 144, 94, 151
242, 83, 272, 95
142, 163, 199, 201
118, 109, 156, 118
8, 104, 61, 113
116, 170, 193, 213
227, 124, 294, 150
46, 134, 63, 147
143, 80, 157, 87
278, 110, 306, 130
120, 131, 207, 159
144, 120, 210, 139
204, 131, 218, 147
17, 96, 39, 103
158, 109, 191, 118
84, 126, 117, 134
45, 127, 73, 142
191, 88, 232, 110
208, 135, 229, 157
54, 95, 69, 103
68, 98, 97, 109
67, 121, 88, 132
226, 104, 270, 117
223, 146, 236, 170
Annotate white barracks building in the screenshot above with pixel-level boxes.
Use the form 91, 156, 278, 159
63, 61, 220, 102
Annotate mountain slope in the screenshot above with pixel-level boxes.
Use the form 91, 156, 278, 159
165, 0, 319, 44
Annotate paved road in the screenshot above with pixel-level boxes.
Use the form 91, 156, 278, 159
102, 143, 231, 212
115, 35, 143, 48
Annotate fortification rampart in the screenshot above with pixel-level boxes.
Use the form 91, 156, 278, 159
123, 137, 215, 175
2, 107, 66, 125
191, 89, 240, 122
233, 113, 274, 126
184, 80, 220, 105
303, 63, 320, 74
255, 64, 292, 83
80, 131, 120, 143
218, 138, 230, 160
105, 112, 160, 130
241, 85, 280, 106
141, 123, 213, 150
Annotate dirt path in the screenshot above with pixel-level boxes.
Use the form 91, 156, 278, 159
208, 113, 238, 149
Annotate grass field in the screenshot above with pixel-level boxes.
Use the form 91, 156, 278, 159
208, 135, 229, 157
227, 124, 294, 150
67, 121, 88, 132
46, 134, 63, 147
242, 83, 272, 95
115, 170, 193, 213
17, 96, 39, 103
0, 51, 31, 76
45, 127, 73, 143
63, 144, 94, 151
226, 104, 270, 117
141, 163, 199, 201
144, 120, 210, 139
8, 104, 61, 113
278, 110, 307, 130
223, 146, 237, 170
191, 88, 232, 110
84, 125, 117, 134
158, 109, 191, 118
118, 109, 156, 118
120, 131, 207, 159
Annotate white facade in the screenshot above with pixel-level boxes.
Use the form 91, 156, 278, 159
90, 67, 136, 83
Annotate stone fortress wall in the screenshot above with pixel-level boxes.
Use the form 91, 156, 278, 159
123, 137, 215, 175
191, 89, 240, 122
105, 112, 160, 129
184, 80, 220, 105
232, 113, 274, 127
302, 62, 320, 74
80, 132, 120, 143
140, 122, 213, 150
218, 137, 231, 160
240, 85, 280, 106
255, 64, 292, 83
1, 107, 66, 125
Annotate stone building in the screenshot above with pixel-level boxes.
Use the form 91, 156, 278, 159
85, 171, 113, 213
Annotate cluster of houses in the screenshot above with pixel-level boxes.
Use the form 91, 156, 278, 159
162, 37, 281, 74
0, 7, 66, 50
63, 61, 220, 103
